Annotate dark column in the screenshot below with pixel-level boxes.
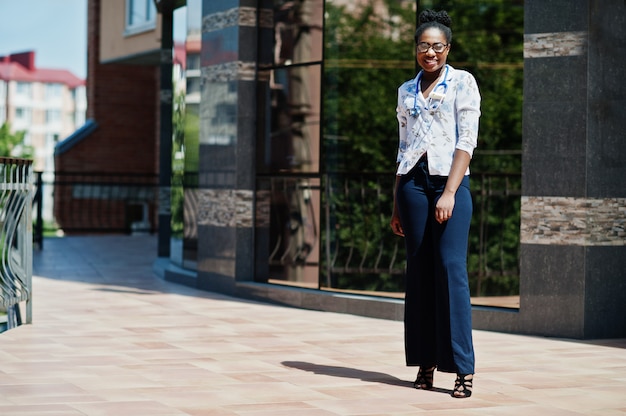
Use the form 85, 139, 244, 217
473, 0, 626, 338
156, 1, 174, 257
192, 1, 268, 293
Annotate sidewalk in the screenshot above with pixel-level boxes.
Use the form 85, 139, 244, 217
0, 235, 625, 416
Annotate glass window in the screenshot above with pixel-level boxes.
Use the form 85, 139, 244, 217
125, 0, 157, 35
15, 107, 32, 123
46, 110, 62, 124
257, 176, 321, 288
46, 83, 63, 99
257, 64, 321, 174
45, 133, 60, 146
186, 54, 200, 71
270, 0, 324, 66
0, 81, 6, 125
16, 82, 32, 97
170, 0, 200, 270
186, 77, 200, 97
319, 1, 523, 303
256, 0, 523, 305
254, 0, 325, 288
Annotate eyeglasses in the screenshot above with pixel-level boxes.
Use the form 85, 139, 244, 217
416, 42, 448, 53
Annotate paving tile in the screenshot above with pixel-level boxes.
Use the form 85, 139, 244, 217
0, 235, 624, 416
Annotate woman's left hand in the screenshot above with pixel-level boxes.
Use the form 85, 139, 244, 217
435, 192, 455, 223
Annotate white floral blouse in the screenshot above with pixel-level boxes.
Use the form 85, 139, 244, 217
396, 64, 481, 176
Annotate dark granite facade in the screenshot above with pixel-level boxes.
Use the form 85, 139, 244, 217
473, 0, 626, 338
524, 0, 588, 33
522, 56, 587, 197
519, 245, 587, 338
587, 1, 626, 197
193, 1, 263, 292
165, 0, 626, 338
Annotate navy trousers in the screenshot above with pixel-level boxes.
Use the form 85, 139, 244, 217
396, 157, 475, 375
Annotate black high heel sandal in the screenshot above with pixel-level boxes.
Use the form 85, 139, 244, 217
413, 366, 436, 390
452, 373, 473, 398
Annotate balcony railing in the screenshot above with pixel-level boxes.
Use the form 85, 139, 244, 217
32, 169, 521, 300
52, 171, 159, 235
262, 171, 522, 298
0, 158, 34, 331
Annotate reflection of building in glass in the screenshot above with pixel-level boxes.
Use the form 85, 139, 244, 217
257, 1, 324, 285
170, 0, 202, 269
0, 51, 86, 222
184, 36, 201, 106
55, 0, 625, 339
53, 0, 161, 235
0, 51, 86, 171
265, 0, 323, 173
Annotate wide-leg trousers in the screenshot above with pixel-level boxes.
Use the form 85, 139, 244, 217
396, 157, 475, 375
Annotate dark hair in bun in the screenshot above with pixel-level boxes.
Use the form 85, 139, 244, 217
414, 10, 452, 44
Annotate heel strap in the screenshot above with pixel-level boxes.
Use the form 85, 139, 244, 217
453, 374, 473, 398
413, 366, 436, 390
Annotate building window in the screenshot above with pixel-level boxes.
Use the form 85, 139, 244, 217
186, 77, 200, 96
15, 107, 32, 123
46, 110, 62, 124
46, 83, 63, 99
16, 82, 32, 97
186, 54, 200, 71
125, 0, 157, 35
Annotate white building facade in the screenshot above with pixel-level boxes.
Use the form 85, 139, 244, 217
0, 51, 86, 221
0, 51, 86, 172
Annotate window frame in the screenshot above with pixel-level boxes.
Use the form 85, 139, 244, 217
125, 0, 157, 36
46, 83, 63, 99
14, 107, 32, 126
15, 82, 32, 97
45, 109, 62, 125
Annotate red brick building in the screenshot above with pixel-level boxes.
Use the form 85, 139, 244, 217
54, 0, 161, 233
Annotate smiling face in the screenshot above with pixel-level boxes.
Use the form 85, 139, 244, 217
416, 27, 450, 74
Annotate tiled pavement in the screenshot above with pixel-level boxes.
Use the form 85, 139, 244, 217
1, 235, 625, 416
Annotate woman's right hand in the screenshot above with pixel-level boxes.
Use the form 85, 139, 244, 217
390, 211, 404, 237
391, 175, 404, 236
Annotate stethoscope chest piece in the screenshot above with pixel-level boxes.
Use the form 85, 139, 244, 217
411, 65, 449, 118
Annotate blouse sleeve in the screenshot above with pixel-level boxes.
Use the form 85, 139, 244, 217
396, 87, 408, 165
454, 72, 481, 157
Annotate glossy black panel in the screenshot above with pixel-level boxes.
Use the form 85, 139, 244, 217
257, 65, 321, 174
525, 0, 588, 33
260, 0, 324, 66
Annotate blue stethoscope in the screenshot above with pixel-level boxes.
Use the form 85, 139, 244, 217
409, 64, 449, 118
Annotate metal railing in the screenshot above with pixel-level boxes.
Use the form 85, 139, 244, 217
29, 169, 520, 298
40, 171, 159, 235
0, 158, 34, 330
30, 171, 162, 246
263, 171, 522, 297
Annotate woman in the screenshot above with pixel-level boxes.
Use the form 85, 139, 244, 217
390, 9, 480, 399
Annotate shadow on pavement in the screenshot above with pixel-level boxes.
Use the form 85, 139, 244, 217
282, 360, 454, 395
